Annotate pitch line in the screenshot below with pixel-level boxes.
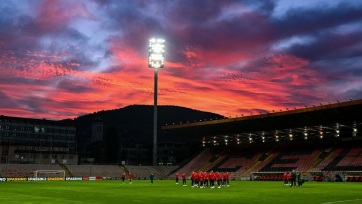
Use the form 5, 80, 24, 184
322, 199, 362, 204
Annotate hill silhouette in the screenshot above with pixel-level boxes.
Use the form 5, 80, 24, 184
74, 105, 224, 165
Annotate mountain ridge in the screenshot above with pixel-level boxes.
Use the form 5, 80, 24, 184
74, 105, 225, 165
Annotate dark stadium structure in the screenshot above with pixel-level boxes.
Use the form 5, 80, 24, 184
0, 116, 77, 164
0, 100, 361, 182
163, 99, 362, 146
162, 99, 362, 182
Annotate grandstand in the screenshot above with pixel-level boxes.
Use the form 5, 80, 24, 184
65, 164, 124, 177
165, 139, 362, 182
0, 100, 361, 182
0, 164, 66, 178
163, 99, 362, 182
0, 163, 177, 179
125, 165, 178, 179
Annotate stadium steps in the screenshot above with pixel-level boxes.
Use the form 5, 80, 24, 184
303, 148, 323, 175
243, 145, 279, 176
60, 164, 73, 177
241, 150, 277, 177
304, 147, 335, 174
166, 148, 206, 178
120, 165, 128, 174
305, 158, 322, 174
200, 155, 226, 172
245, 144, 278, 175
240, 154, 263, 177
240, 145, 278, 177
199, 148, 227, 171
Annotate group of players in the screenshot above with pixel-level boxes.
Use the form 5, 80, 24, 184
175, 171, 230, 188
121, 172, 132, 184
122, 170, 304, 188
283, 169, 304, 187
120, 170, 230, 188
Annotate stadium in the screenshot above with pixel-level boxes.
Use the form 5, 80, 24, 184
1, 1, 362, 203
163, 99, 362, 182
1, 99, 361, 203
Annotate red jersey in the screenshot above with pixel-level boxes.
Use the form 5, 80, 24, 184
199, 172, 204, 181
122, 173, 126, 178
191, 171, 196, 180
204, 172, 209, 180
194, 173, 199, 180
176, 172, 179, 179
128, 173, 133, 179
216, 172, 222, 180
209, 171, 215, 180
182, 173, 186, 179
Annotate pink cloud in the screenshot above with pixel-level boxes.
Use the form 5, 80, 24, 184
36, 0, 93, 32
0, 0, 361, 120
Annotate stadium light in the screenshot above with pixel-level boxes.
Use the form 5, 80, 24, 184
149, 38, 165, 69
353, 128, 357, 137
148, 38, 165, 166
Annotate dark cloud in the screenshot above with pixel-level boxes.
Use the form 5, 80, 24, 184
286, 31, 362, 62
0, 91, 15, 108
0, 0, 361, 119
273, 3, 362, 39
0, 2, 23, 34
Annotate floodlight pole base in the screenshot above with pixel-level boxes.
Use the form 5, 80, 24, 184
153, 68, 158, 166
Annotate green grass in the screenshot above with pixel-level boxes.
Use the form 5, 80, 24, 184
1, 180, 361, 204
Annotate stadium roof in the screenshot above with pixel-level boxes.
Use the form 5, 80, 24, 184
162, 99, 362, 145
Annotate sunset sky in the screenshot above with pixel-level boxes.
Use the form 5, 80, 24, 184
0, 0, 362, 120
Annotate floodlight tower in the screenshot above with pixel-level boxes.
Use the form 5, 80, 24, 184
148, 38, 165, 166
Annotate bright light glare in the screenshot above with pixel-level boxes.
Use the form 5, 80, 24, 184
148, 38, 165, 68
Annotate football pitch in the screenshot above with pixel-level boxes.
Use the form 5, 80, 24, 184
1, 180, 361, 204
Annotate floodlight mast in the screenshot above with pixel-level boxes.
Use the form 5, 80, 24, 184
148, 38, 165, 166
